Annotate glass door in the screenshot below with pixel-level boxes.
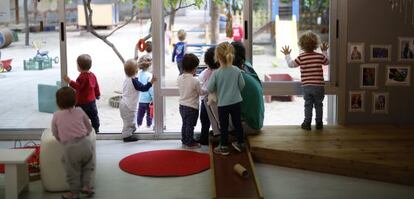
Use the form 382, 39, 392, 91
0, 0, 61, 130
244, 0, 338, 125
60, 0, 154, 134
152, 0, 233, 135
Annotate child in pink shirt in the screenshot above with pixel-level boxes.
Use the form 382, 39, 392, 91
51, 87, 95, 199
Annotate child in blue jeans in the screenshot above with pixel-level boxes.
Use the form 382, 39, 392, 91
177, 53, 204, 149
281, 31, 329, 130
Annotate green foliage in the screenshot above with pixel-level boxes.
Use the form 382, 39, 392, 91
130, 0, 207, 9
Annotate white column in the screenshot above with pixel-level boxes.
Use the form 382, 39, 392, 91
58, 0, 68, 87
151, 0, 165, 136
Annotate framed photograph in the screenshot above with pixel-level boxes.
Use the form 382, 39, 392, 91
385, 65, 411, 86
360, 64, 378, 89
370, 45, 391, 61
349, 91, 365, 112
398, 37, 414, 61
348, 43, 365, 63
372, 92, 389, 114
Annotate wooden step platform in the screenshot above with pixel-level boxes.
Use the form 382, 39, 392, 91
210, 142, 263, 199
248, 125, 414, 186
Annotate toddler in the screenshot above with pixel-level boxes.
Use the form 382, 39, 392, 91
137, 55, 154, 128
177, 53, 204, 149
51, 87, 95, 199
208, 42, 245, 156
64, 54, 101, 133
172, 29, 187, 75
120, 59, 156, 142
281, 31, 329, 130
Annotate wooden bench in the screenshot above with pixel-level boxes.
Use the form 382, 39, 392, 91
210, 142, 263, 199
0, 149, 35, 199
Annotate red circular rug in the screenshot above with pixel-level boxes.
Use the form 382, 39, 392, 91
119, 150, 210, 177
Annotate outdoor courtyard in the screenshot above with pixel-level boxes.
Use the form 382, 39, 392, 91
0, 9, 328, 133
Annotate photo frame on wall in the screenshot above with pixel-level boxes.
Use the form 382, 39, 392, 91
348, 43, 365, 63
370, 45, 392, 61
372, 92, 389, 114
349, 91, 365, 112
360, 64, 378, 89
385, 65, 411, 86
398, 37, 414, 61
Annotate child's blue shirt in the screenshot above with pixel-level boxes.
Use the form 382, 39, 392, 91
172, 41, 186, 62
138, 70, 153, 103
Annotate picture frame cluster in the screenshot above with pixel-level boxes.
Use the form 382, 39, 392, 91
347, 38, 413, 114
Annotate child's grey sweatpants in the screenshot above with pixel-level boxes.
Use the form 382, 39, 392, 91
119, 102, 137, 138
62, 136, 94, 194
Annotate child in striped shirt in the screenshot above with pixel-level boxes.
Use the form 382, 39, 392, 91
281, 31, 329, 130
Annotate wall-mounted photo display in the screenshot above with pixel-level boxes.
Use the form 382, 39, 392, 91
360, 64, 378, 89
370, 45, 392, 61
385, 65, 411, 86
372, 92, 389, 114
348, 42, 365, 63
398, 37, 414, 61
349, 91, 365, 112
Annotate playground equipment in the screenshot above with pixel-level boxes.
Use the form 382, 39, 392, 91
0, 29, 13, 49
0, 59, 13, 72
24, 41, 59, 70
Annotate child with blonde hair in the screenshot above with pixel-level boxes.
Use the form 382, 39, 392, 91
120, 59, 156, 142
281, 31, 329, 130
208, 42, 245, 156
137, 54, 154, 128
172, 29, 187, 75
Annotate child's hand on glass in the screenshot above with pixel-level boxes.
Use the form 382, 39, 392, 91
281, 46, 292, 55
63, 76, 71, 83
150, 76, 157, 84
320, 42, 329, 51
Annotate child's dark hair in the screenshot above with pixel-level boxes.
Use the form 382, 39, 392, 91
145, 41, 152, 53
231, 41, 246, 68
182, 53, 199, 73
124, 59, 138, 77
77, 54, 92, 71
56, 87, 76, 109
298, 31, 319, 52
204, 47, 219, 69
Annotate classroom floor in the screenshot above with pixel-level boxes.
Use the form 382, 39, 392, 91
0, 140, 413, 199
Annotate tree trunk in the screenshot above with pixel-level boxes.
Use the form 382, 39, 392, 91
168, 8, 176, 31
24, 0, 29, 46
209, 0, 219, 44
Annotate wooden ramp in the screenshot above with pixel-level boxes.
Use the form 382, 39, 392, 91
210, 142, 263, 199
248, 125, 414, 186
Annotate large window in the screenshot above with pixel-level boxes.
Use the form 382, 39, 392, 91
251, 0, 330, 82
0, 1, 61, 129
0, 0, 337, 133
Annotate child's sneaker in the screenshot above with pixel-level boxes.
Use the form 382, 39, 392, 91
231, 142, 246, 152
182, 142, 201, 149
301, 122, 311, 130
316, 122, 323, 130
123, 135, 139, 142
213, 145, 230, 156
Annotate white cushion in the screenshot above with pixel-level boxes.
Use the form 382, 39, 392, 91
40, 129, 96, 192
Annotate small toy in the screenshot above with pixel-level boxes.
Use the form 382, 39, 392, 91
0, 51, 12, 72
0, 59, 12, 72
23, 41, 59, 70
